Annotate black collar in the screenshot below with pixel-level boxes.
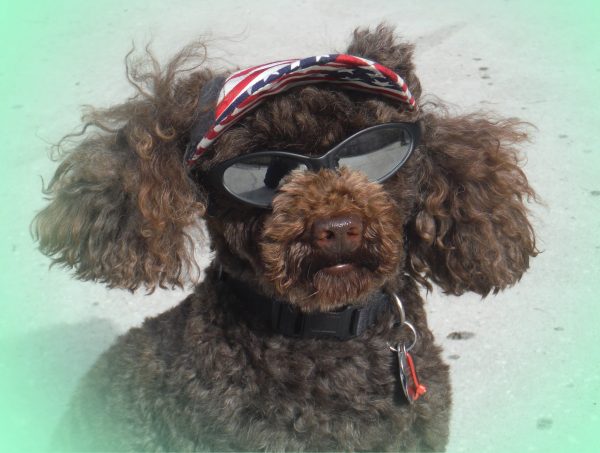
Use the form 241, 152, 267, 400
224, 275, 391, 340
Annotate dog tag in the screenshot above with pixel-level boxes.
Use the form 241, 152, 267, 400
396, 344, 427, 404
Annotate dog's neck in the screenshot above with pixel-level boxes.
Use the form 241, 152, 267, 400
218, 269, 392, 340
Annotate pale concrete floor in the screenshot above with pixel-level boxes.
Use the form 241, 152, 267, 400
1, 1, 599, 451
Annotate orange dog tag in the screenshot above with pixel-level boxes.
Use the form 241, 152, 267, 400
397, 344, 427, 403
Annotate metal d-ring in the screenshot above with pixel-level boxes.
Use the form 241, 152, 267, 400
387, 292, 418, 353
401, 321, 418, 352
390, 292, 406, 326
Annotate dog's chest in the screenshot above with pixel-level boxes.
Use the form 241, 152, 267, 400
166, 294, 421, 451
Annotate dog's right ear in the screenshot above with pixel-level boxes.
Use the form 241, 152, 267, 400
33, 43, 218, 291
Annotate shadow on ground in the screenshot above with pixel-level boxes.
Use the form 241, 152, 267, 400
1, 319, 119, 451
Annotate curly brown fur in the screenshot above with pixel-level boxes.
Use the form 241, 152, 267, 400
409, 110, 537, 296
347, 24, 422, 100
52, 269, 451, 452
36, 25, 536, 452
33, 43, 212, 291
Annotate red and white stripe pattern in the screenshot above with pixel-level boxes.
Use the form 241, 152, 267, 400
186, 54, 417, 167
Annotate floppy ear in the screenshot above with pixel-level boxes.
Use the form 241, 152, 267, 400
407, 111, 538, 296
33, 43, 216, 291
346, 23, 422, 101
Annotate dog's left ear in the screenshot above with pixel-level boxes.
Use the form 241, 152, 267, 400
407, 112, 538, 296
346, 23, 421, 101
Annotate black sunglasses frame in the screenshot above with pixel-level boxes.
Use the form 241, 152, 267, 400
203, 121, 421, 209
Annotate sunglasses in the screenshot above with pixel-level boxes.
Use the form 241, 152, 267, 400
204, 122, 420, 209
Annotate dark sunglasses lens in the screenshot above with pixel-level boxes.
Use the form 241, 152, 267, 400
337, 126, 415, 182
222, 156, 308, 206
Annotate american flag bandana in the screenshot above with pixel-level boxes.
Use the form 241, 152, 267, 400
185, 54, 417, 167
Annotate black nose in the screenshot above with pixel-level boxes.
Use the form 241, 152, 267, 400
312, 214, 363, 255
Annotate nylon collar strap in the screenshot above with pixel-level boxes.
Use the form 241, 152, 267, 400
223, 274, 391, 340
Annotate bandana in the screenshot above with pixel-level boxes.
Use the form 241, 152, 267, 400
185, 54, 417, 167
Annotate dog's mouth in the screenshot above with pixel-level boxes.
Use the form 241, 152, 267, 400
260, 218, 397, 305
291, 252, 386, 309
320, 263, 355, 275
262, 240, 399, 311
309, 251, 379, 278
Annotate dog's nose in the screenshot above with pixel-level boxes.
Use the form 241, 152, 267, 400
312, 214, 363, 255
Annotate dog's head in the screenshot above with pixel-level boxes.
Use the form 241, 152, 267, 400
34, 25, 536, 312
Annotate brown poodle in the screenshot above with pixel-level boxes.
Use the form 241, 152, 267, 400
34, 24, 536, 451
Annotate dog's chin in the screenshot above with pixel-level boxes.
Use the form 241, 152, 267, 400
293, 263, 385, 312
